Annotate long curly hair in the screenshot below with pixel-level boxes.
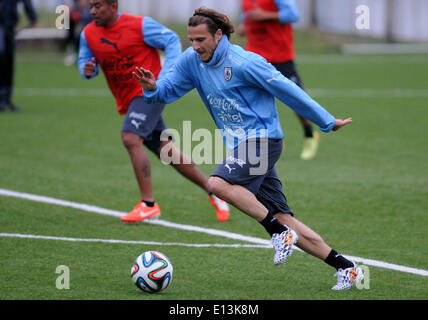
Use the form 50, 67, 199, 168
188, 7, 235, 39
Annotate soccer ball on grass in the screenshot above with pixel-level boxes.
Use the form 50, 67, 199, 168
131, 251, 173, 293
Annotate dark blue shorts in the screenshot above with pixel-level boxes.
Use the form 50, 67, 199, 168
212, 138, 293, 216
272, 60, 304, 90
121, 97, 170, 154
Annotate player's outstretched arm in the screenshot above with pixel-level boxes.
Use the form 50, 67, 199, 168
332, 118, 353, 131
133, 67, 157, 91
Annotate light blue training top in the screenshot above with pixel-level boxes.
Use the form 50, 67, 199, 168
143, 35, 336, 152
240, 0, 300, 24
275, 0, 300, 23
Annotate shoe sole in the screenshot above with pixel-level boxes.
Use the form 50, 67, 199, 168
121, 212, 161, 223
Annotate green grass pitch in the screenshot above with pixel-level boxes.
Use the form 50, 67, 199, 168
0, 48, 427, 302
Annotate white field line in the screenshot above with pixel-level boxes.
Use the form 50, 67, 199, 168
1, 188, 427, 277
0, 188, 271, 246
296, 54, 428, 64
307, 88, 428, 98
15, 88, 111, 97
14, 87, 428, 99
0, 233, 271, 249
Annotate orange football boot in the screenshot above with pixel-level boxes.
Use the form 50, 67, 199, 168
208, 195, 230, 222
120, 201, 161, 223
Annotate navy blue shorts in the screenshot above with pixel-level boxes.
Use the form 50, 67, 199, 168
212, 138, 293, 216
121, 97, 170, 154
272, 60, 304, 90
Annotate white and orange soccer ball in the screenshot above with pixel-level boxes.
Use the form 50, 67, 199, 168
130, 251, 173, 293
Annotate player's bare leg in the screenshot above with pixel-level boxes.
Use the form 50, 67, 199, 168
297, 113, 311, 129
158, 140, 209, 191
274, 213, 331, 260
208, 176, 267, 221
275, 213, 363, 289
120, 131, 161, 222
208, 176, 298, 264
158, 140, 230, 221
121, 131, 154, 201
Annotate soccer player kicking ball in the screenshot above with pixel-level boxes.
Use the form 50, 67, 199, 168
78, 0, 229, 223
133, 7, 363, 290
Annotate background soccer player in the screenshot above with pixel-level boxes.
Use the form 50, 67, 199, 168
238, 0, 320, 160
78, 0, 229, 223
133, 7, 362, 290
0, 0, 38, 112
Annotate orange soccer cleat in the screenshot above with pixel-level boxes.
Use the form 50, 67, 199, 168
208, 195, 230, 222
120, 201, 161, 223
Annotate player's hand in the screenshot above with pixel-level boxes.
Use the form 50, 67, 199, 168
333, 118, 353, 131
83, 57, 96, 77
133, 67, 157, 91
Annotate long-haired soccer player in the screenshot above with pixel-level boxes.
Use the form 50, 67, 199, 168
133, 7, 362, 290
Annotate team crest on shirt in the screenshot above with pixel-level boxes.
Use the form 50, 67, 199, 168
224, 67, 232, 81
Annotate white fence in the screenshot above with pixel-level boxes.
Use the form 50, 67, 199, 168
31, 0, 428, 41
31, 0, 242, 21
303, 0, 428, 42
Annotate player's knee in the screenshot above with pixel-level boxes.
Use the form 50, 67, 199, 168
275, 213, 294, 226
157, 140, 174, 158
121, 131, 142, 149
207, 176, 228, 197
